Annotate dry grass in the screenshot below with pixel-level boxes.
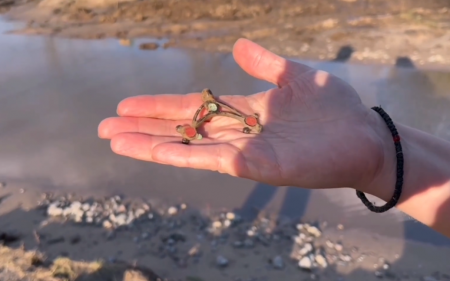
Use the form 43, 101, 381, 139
0, 246, 162, 281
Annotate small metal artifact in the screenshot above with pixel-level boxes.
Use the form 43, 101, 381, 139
176, 88, 263, 144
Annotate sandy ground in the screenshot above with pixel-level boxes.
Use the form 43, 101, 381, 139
1, 0, 450, 68
1, 189, 450, 281
1, 0, 450, 280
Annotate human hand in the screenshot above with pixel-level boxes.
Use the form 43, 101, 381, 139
98, 38, 389, 193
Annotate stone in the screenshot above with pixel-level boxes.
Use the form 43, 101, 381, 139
82, 203, 90, 211
103, 220, 113, 229
216, 255, 229, 267
47, 202, 64, 216
340, 254, 352, 262
212, 221, 222, 229
226, 212, 236, 220
337, 224, 344, 230
180, 203, 187, 210
334, 243, 343, 252
223, 219, 232, 228
299, 243, 313, 256
233, 241, 243, 248
140, 42, 159, 50
0, 182, 6, 188
188, 244, 201, 256
167, 206, 178, 216
315, 254, 328, 268
115, 214, 127, 226
244, 238, 254, 248
271, 255, 284, 269
298, 256, 312, 270
306, 225, 321, 237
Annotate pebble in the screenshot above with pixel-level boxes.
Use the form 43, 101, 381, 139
334, 243, 343, 252
212, 221, 222, 229
47, 202, 63, 216
180, 203, 187, 210
233, 241, 243, 248
0, 182, 6, 188
135, 208, 145, 218
298, 256, 312, 270
167, 206, 178, 216
326, 240, 334, 248
115, 214, 127, 226
223, 219, 232, 228
315, 254, 328, 268
340, 254, 352, 262
140, 42, 159, 50
299, 243, 313, 256
226, 212, 236, 220
382, 263, 390, 270
271, 255, 284, 269
337, 224, 344, 230
188, 244, 201, 256
216, 255, 229, 267
306, 225, 321, 237
82, 203, 90, 211
103, 220, 113, 229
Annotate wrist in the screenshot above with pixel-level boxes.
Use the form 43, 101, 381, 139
357, 108, 398, 202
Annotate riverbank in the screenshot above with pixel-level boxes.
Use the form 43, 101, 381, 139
1, 0, 450, 68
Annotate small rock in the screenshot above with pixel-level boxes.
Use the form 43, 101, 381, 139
315, 254, 328, 268
334, 243, 343, 252
117, 204, 127, 213
135, 208, 145, 218
299, 243, 313, 256
47, 203, 63, 217
19, 188, 25, 193
0, 182, 6, 188
223, 219, 232, 228
82, 203, 90, 211
271, 255, 284, 269
298, 256, 312, 270
180, 203, 187, 210
216, 255, 229, 267
340, 254, 352, 262
212, 221, 222, 229
141, 232, 149, 239
115, 214, 127, 226
374, 271, 383, 278
306, 225, 321, 237
140, 42, 159, 50
337, 224, 344, 230
167, 206, 178, 216
326, 240, 334, 248
296, 223, 305, 231
226, 212, 236, 220
188, 244, 201, 256
85, 216, 93, 223
119, 39, 132, 47
382, 263, 390, 270
71, 201, 82, 210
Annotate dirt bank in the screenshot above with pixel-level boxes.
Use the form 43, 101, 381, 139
2, 0, 450, 67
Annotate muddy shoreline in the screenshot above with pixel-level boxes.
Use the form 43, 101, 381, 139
2, 0, 450, 67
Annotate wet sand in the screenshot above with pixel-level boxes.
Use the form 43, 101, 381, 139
1, 16, 450, 281
1, 0, 450, 67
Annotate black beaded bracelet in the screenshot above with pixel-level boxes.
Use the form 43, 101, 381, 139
356, 106, 404, 213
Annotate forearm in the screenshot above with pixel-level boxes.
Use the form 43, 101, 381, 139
365, 112, 450, 237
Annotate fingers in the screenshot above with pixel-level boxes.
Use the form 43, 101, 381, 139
152, 142, 247, 176
98, 117, 190, 139
117, 92, 202, 119
110, 133, 246, 176
232, 38, 313, 87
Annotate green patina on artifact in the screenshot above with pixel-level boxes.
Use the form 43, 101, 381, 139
176, 88, 263, 144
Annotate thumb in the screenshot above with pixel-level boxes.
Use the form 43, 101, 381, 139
232, 38, 312, 87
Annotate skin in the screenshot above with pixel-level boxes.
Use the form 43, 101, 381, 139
98, 38, 450, 238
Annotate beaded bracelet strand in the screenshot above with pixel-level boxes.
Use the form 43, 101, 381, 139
356, 106, 404, 213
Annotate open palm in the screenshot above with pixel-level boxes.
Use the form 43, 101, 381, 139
98, 39, 386, 191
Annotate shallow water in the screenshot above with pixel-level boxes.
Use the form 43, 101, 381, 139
1, 18, 450, 246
